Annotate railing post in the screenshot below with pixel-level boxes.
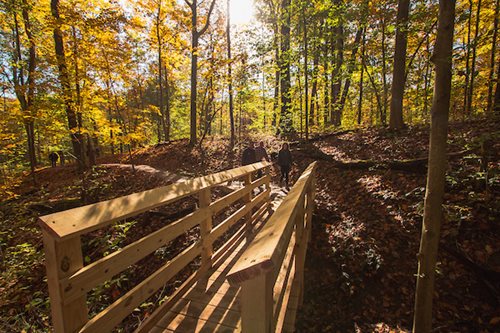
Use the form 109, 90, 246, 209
199, 187, 213, 269
42, 230, 88, 332
243, 172, 253, 235
240, 272, 273, 333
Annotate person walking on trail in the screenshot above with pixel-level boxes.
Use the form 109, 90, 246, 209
277, 143, 292, 189
255, 141, 270, 179
241, 142, 256, 166
58, 150, 65, 166
48, 151, 59, 168
255, 141, 270, 162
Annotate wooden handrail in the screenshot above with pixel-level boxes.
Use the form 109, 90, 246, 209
227, 162, 316, 284
227, 161, 317, 333
39, 161, 271, 240
40, 162, 271, 333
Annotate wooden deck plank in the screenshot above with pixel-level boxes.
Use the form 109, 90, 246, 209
183, 285, 240, 310
151, 195, 307, 333
156, 309, 239, 333
150, 220, 247, 332
169, 298, 240, 327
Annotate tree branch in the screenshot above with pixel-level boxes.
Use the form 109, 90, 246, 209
198, 0, 217, 36
405, 20, 438, 81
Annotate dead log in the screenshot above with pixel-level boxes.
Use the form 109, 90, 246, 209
295, 147, 471, 173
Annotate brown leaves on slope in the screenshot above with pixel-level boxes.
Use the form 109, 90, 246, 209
295, 120, 499, 333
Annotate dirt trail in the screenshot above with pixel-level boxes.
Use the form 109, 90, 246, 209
100, 163, 188, 183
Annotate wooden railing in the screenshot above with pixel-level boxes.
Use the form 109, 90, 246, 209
39, 161, 271, 333
227, 161, 317, 333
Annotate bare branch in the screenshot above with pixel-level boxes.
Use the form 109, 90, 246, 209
405, 20, 438, 81
198, 0, 217, 36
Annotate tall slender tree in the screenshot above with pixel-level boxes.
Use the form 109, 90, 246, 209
185, 0, 217, 146
487, 0, 499, 113
389, 0, 410, 129
10, 0, 37, 181
279, 0, 292, 134
463, 0, 473, 114
380, 10, 389, 125
413, 0, 456, 332
302, 0, 309, 139
331, 0, 344, 126
358, 28, 366, 125
154, 0, 168, 142
227, 0, 235, 148
51, 0, 86, 170
466, 0, 482, 115
338, 28, 363, 120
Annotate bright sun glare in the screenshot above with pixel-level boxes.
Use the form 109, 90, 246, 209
229, 0, 256, 26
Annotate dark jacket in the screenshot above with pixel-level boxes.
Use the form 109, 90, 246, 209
277, 149, 292, 166
242, 147, 256, 166
255, 146, 269, 162
48, 152, 59, 162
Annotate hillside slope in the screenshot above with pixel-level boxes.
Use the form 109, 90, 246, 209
0, 120, 498, 332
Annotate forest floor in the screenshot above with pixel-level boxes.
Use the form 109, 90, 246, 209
0, 118, 498, 332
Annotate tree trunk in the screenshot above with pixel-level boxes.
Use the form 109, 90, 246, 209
302, 1, 309, 140
187, 0, 216, 146
389, 0, 410, 129
463, 0, 472, 115
189, 3, 198, 146
323, 55, 329, 126
269, 0, 280, 130
338, 28, 363, 121
273, 35, 280, 128
156, 1, 168, 142
332, 10, 344, 126
164, 64, 170, 140
381, 16, 388, 125
279, 0, 293, 135
12, 5, 37, 182
487, 0, 499, 113
51, 0, 85, 170
494, 60, 500, 114
310, 23, 319, 127
357, 28, 366, 125
413, 1, 456, 332
322, 19, 329, 126
71, 26, 89, 168
227, 0, 235, 148
466, 0, 482, 115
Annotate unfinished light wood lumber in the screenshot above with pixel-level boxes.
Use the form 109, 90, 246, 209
40, 162, 271, 333
227, 162, 317, 333
39, 161, 271, 240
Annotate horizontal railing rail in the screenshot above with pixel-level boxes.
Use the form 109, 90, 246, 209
227, 161, 317, 333
40, 161, 271, 333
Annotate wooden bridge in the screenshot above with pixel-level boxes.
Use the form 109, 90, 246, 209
39, 161, 317, 332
